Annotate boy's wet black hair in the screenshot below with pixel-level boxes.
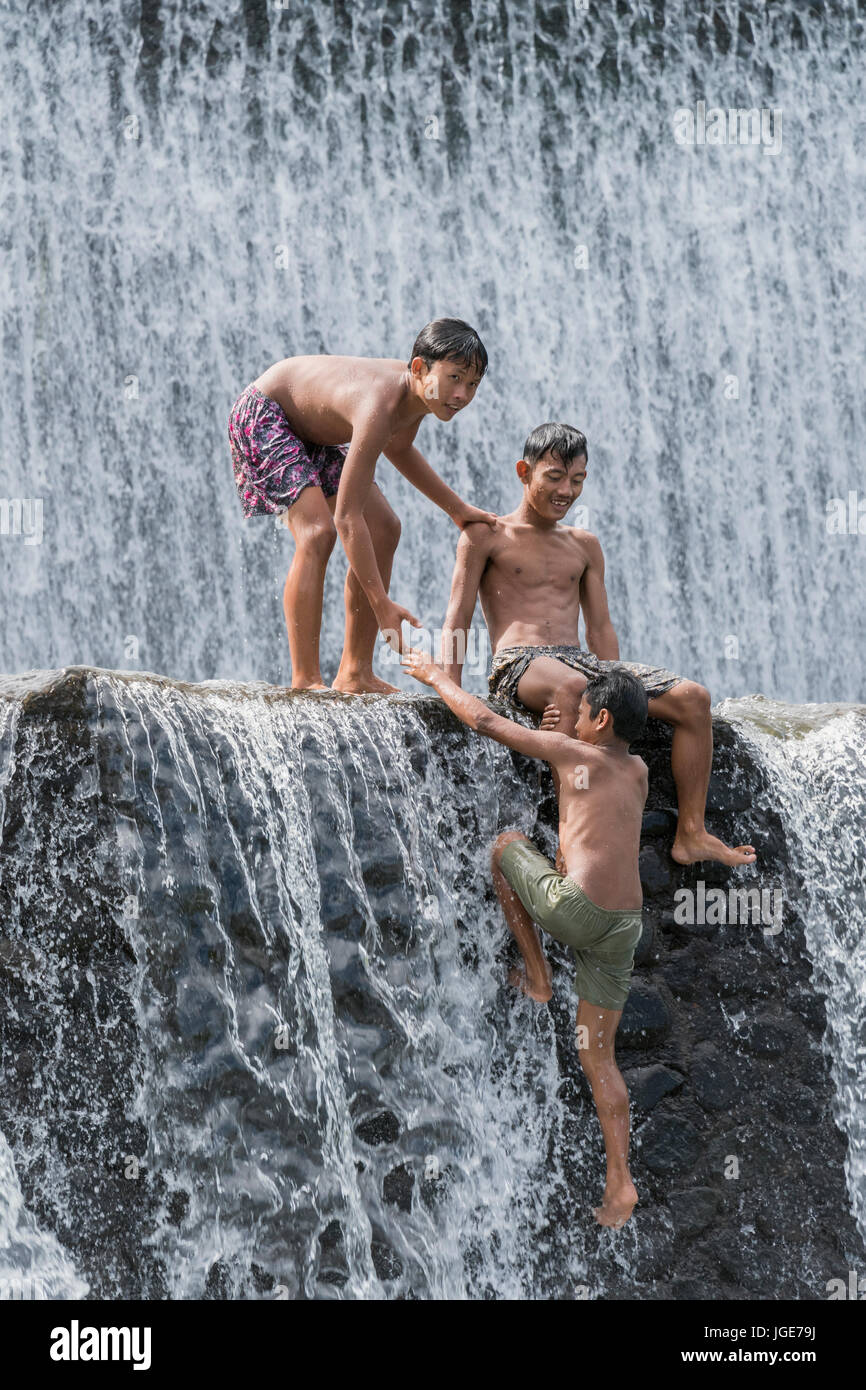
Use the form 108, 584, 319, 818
523, 422, 588, 468
583, 669, 648, 744
409, 318, 488, 378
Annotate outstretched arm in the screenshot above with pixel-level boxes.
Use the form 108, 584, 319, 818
384, 433, 497, 530
578, 533, 619, 660
439, 523, 496, 685
335, 413, 422, 650
402, 650, 572, 763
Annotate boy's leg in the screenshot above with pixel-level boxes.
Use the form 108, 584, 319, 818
575, 996, 638, 1228
515, 656, 588, 869
515, 655, 587, 734
491, 832, 553, 1002
282, 486, 338, 690
519, 659, 757, 869
331, 483, 402, 696
647, 682, 757, 866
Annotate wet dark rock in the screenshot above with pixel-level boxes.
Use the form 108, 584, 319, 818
669, 1186, 723, 1236
642, 809, 676, 837
639, 844, 672, 893
767, 1084, 823, 1128
622, 1064, 684, 1111
355, 1110, 400, 1146
638, 1110, 703, 1175
691, 1046, 738, 1111
710, 952, 774, 999
166, 1189, 190, 1227
383, 1164, 415, 1213
370, 1240, 402, 1281
662, 943, 712, 997
708, 1235, 788, 1294
789, 989, 828, 1035
661, 1277, 715, 1299
618, 981, 672, 1046
633, 913, 659, 966
706, 771, 753, 814
740, 1014, 797, 1056
664, 908, 719, 943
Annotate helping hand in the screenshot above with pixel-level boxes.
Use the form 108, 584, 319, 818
453, 503, 498, 531
400, 647, 442, 688
377, 599, 423, 655
539, 702, 561, 731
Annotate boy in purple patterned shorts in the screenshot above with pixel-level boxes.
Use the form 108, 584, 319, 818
228, 318, 496, 693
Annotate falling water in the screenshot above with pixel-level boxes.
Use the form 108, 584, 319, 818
0, 669, 864, 1297
719, 696, 866, 1245
2, 670, 609, 1298
1, 1, 864, 699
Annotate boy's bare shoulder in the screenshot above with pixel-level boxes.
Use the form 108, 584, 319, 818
314, 355, 408, 408
566, 524, 603, 551
457, 517, 502, 552
629, 750, 650, 784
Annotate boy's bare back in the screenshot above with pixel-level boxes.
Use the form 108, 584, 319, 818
254, 355, 426, 451
549, 735, 647, 911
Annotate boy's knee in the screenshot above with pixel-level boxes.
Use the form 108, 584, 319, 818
577, 1044, 613, 1077
677, 680, 711, 721
552, 672, 586, 711
381, 510, 402, 551
299, 518, 338, 559
491, 829, 529, 866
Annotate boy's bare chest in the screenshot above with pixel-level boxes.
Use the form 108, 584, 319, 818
483, 536, 588, 594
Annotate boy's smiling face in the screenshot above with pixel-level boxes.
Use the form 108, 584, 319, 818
411, 355, 483, 420
517, 449, 588, 522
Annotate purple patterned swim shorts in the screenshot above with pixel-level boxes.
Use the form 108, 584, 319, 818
228, 383, 348, 519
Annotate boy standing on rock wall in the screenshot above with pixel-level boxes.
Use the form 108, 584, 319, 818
228, 318, 496, 692
403, 652, 649, 1229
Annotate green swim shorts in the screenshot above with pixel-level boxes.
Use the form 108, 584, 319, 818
498, 837, 643, 1011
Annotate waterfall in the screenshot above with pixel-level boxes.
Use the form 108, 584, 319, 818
719, 696, 866, 1246
1, 669, 605, 1299
1, 0, 864, 699
0, 668, 863, 1298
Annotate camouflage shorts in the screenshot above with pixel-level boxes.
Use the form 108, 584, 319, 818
488, 644, 682, 712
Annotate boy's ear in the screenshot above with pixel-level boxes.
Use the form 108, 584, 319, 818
516, 458, 532, 483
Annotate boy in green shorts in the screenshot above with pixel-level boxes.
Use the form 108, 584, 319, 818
403, 651, 648, 1229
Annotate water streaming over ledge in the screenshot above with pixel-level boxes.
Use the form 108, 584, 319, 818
0, 669, 864, 1297
719, 697, 866, 1246
2, 1, 865, 698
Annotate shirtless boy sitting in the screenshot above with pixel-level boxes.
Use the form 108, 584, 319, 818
440, 422, 756, 868
228, 318, 495, 693
403, 652, 648, 1229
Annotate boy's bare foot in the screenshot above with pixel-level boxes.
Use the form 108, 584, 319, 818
331, 673, 400, 695
671, 829, 757, 867
291, 680, 332, 692
593, 1178, 638, 1229
508, 963, 552, 1003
